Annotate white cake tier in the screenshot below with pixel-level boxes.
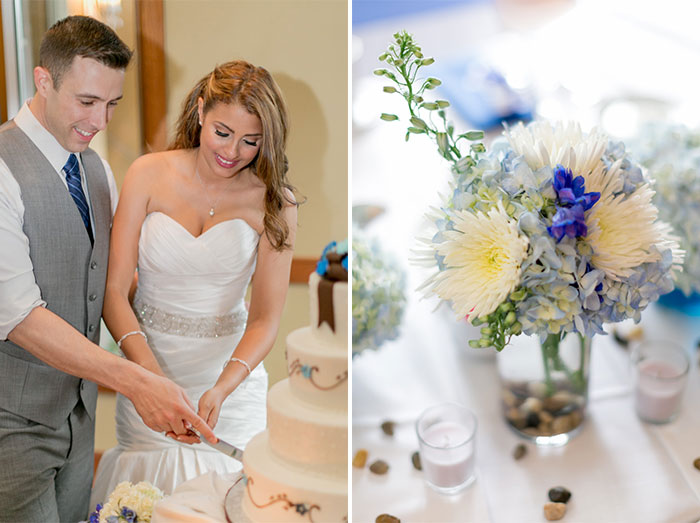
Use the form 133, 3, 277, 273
242, 431, 347, 523
267, 379, 346, 475
308, 272, 347, 349
286, 327, 348, 410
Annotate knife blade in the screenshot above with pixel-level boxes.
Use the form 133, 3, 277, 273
189, 428, 244, 462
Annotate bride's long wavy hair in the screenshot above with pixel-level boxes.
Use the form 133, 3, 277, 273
169, 60, 297, 251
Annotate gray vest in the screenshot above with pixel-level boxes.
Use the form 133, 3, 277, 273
0, 121, 110, 429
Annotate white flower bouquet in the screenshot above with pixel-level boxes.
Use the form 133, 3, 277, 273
88, 481, 164, 523
376, 31, 683, 352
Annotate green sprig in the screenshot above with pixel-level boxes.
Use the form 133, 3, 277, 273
375, 30, 484, 165
468, 288, 528, 351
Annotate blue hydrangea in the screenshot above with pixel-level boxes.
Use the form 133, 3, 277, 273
632, 123, 700, 295
352, 230, 407, 354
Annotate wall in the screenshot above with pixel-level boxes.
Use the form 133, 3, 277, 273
163, 0, 348, 385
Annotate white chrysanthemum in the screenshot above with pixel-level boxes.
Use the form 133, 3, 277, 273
586, 183, 682, 280
422, 203, 529, 319
505, 121, 609, 184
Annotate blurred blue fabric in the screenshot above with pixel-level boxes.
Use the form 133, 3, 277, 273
353, 0, 488, 26
433, 56, 534, 129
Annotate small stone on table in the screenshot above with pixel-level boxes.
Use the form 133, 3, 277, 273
376, 514, 400, 523
512, 443, 527, 460
544, 502, 567, 521
411, 451, 422, 470
353, 449, 368, 468
381, 420, 395, 436
369, 459, 389, 475
548, 486, 571, 503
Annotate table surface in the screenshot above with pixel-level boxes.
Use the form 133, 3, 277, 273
352, 3, 700, 521
352, 296, 700, 522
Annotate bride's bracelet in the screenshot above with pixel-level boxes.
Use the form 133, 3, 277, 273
223, 356, 251, 376
116, 330, 148, 349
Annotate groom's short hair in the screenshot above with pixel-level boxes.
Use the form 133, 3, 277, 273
39, 15, 133, 89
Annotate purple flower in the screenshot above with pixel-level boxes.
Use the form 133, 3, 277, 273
552, 165, 600, 210
547, 205, 587, 241
547, 165, 600, 242
88, 504, 102, 523
120, 506, 136, 523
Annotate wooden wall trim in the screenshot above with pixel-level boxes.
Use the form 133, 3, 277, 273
136, 0, 167, 152
290, 257, 317, 284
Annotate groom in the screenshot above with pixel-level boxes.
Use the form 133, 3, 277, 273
0, 16, 215, 522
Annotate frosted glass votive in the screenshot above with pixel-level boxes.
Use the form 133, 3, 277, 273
632, 340, 689, 424
415, 403, 477, 494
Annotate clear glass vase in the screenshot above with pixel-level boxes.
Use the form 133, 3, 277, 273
496, 331, 591, 446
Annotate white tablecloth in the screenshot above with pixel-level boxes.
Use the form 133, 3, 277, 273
352, 295, 700, 522
152, 471, 242, 523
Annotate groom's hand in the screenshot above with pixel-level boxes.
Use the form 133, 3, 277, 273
128, 373, 217, 443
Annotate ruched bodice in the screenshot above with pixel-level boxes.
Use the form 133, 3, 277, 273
136, 212, 259, 315
91, 211, 268, 506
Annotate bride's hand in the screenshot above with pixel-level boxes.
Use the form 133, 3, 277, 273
198, 386, 227, 430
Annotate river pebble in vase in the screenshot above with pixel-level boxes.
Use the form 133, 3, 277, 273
498, 332, 590, 446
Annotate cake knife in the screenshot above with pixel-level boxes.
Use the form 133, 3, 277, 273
189, 428, 244, 462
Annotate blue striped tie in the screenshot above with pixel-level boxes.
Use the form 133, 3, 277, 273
63, 153, 94, 244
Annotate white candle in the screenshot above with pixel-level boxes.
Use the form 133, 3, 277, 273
634, 359, 686, 423
421, 421, 475, 489
416, 404, 477, 494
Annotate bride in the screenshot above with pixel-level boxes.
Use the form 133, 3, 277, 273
91, 60, 297, 504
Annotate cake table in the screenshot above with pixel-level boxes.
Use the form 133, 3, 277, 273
152, 471, 244, 523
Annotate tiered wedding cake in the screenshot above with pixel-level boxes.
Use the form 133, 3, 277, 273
240, 241, 348, 522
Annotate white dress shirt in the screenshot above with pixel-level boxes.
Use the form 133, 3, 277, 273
0, 101, 119, 339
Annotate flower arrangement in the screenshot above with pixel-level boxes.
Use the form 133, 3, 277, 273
632, 123, 700, 296
352, 230, 407, 354
88, 481, 164, 523
376, 31, 683, 352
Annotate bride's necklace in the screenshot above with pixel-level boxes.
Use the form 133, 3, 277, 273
194, 161, 236, 217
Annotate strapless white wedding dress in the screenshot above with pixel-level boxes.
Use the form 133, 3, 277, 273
91, 212, 267, 506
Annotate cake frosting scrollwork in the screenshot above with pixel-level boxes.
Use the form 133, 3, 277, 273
238, 474, 321, 522
315, 240, 348, 334
288, 357, 348, 391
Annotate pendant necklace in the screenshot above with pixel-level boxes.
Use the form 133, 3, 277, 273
194, 156, 236, 217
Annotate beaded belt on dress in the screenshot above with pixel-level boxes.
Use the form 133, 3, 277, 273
132, 297, 247, 338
